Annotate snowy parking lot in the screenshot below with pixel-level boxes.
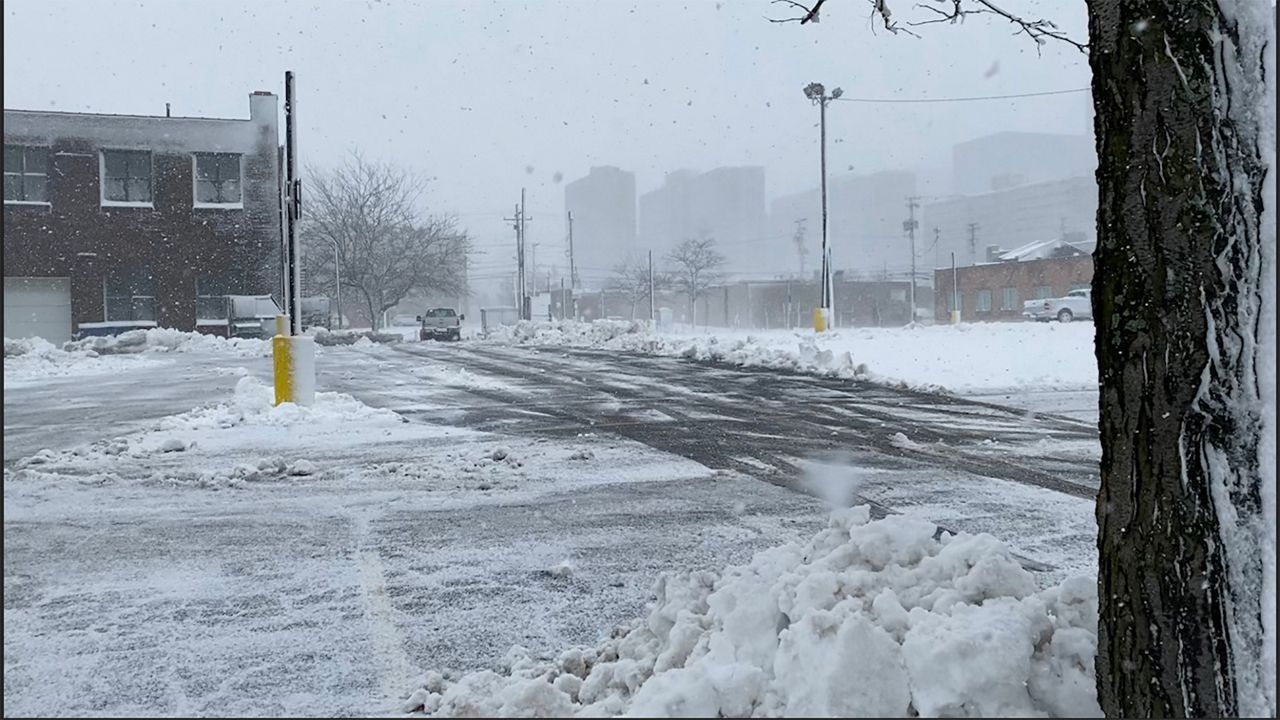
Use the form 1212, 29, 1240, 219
4, 324, 1104, 716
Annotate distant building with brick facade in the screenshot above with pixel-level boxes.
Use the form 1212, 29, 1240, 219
934, 254, 1094, 323
4, 92, 281, 342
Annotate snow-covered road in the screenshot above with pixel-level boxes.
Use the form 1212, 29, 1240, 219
3, 339, 1100, 716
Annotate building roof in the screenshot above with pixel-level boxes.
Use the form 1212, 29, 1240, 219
997, 237, 1092, 262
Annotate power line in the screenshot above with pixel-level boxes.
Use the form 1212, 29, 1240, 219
832, 88, 1089, 104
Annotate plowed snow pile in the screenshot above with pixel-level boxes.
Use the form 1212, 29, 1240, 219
405, 507, 1101, 718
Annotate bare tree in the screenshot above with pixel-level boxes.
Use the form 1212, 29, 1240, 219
302, 153, 471, 329
666, 236, 725, 329
774, 2, 1275, 717
608, 258, 665, 321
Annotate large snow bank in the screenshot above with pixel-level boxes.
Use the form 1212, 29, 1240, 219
485, 320, 1097, 394
64, 327, 270, 357
4, 335, 165, 385
403, 507, 1101, 718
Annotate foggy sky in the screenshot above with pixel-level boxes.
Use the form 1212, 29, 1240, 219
4, 0, 1092, 272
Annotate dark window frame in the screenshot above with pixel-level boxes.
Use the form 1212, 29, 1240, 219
4, 144, 49, 203
101, 149, 154, 205
193, 152, 243, 206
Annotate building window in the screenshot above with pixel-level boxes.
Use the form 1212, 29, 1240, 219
101, 150, 153, 204
104, 267, 156, 322
1033, 286, 1054, 299
194, 153, 242, 205
976, 290, 993, 313
4, 145, 48, 203
1001, 287, 1018, 310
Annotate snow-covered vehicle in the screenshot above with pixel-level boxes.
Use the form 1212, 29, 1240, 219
418, 307, 464, 341
1023, 288, 1092, 323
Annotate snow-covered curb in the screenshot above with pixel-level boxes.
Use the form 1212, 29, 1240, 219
404, 506, 1101, 717
483, 320, 1097, 395
4, 330, 271, 386
9, 376, 409, 489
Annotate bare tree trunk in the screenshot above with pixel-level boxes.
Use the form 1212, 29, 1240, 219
1088, 1, 1274, 716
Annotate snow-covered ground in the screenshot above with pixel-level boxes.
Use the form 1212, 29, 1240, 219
4, 331, 1102, 716
484, 320, 1098, 401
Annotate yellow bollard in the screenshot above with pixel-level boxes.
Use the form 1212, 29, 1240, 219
273, 334, 295, 405
950, 310, 961, 325
813, 307, 828, 333
271, 314, 315, 406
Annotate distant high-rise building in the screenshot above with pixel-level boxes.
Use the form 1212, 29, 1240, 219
768, 170, 917, 278
564, 166, 637, 285
951, 131, 1095, 194
922, 176, 1097, 269
638, 166, 766, 272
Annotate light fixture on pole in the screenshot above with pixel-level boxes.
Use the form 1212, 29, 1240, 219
804, 82, 841, 332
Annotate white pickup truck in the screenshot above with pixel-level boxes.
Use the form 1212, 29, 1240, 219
417, 307, 464, 341
1023, 288, 1092, 323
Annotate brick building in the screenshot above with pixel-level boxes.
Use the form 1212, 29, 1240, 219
3, 92, 282, 342
933, 255, 1094, 322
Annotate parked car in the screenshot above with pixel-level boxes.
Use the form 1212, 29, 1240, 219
418, 307, 464, 341
1023, 288, 1092, 323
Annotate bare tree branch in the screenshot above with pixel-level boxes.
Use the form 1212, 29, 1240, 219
766, 0, 827, 24
666, 235, 726, 329
301, 151, 472, 329
902, 0, 1088, 53
772, 0, 1085, 53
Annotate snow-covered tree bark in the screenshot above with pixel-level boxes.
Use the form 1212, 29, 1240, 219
1088, 1, 1275, 716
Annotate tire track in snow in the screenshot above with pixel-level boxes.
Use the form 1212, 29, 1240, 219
351, 513, 421, 709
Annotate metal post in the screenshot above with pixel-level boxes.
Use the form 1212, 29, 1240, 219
905, 196, 919, 326
804, 82, 840, 332
519, 189, 527, 320
819, 94, 828, 320
560, 277, 566, 321
284, 71, 301, 336
951, 251, 960, 325
648, 250, 655, 323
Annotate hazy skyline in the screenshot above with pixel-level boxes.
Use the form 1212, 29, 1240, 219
4, 0, 1093, 274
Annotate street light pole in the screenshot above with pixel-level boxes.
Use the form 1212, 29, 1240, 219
804, 82, 842, 332
323, 237, 341, 329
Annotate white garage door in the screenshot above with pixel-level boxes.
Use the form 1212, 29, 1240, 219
4, 277, 73, 344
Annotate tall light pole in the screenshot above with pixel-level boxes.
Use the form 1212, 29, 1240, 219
804, 81, 841, 332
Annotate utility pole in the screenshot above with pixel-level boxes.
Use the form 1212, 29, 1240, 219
648, 250, 656, 324
904, 196, 920, 326
504, 192, 533, 320
567, 211, 577, 290
803, 82, 842, 332
967, 222, 979, 266
933, 227, 941, 271
950, 251, 960, 324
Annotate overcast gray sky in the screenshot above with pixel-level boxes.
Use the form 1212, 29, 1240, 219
4, 0, 1092, 261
